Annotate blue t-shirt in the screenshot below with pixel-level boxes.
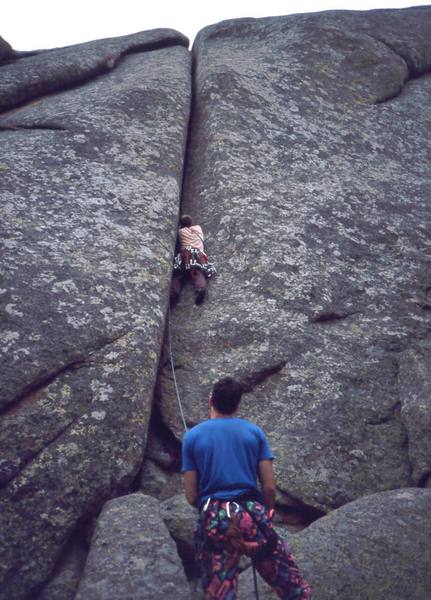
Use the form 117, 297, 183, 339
181, 417, 274, 505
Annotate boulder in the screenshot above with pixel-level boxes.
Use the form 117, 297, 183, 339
75, 493, 189, 600
0, 36, 13, 63
289, 488, 431, 600
159, 7, 431, 511
0, 31, 191, 599
160, 493, 198, 576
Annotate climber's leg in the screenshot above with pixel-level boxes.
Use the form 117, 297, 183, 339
170, 273, 184, 306
191, 268, 207, 305
255, 537, 314, 600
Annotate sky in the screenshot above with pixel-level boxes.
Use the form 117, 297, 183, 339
3, 0, 429, 51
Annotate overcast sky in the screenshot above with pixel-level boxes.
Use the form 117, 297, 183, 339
3, 0, 428, 51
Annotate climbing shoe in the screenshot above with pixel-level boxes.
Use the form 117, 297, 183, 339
195, 289, 206, 305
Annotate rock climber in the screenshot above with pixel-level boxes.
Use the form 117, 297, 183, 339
171, 214, 216, 306
182, 377, 314, 599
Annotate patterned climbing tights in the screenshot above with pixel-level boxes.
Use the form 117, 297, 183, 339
196, 499, 314, 600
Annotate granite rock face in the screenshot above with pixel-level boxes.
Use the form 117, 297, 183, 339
140, 458, 184, 500
160, 494, 198, 576
75, 493, 189, 600
289, 488, 431, 599
161, 7, 431, 513
2, 6, 431, 599
0, 30, 191, 599
0, 29, 188, 112
36, 534, 88, 600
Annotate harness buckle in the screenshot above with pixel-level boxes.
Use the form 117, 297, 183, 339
226, 501, 240, 519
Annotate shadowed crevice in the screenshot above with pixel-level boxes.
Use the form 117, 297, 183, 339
146, 404, 183, 472
0, 123, 67, 132
312, 310, 359, 324
370, 34, 431, 104
275, 489, 327, 531
30, 513, 92, 600
418, 472, 431, 488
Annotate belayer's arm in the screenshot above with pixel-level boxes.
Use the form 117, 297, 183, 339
184, 470, 199, 507
258, 459, 276, 510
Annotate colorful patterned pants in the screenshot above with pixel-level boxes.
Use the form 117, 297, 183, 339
196, 499, 314, 600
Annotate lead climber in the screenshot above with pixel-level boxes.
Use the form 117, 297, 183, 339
170, 214, 216, 306
182, 377, 314, 599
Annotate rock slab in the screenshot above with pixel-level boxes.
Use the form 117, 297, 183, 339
75, 493, 189, 600
161, 7, 431, 513
0, 30, 191, 599
289, 488, 431, 600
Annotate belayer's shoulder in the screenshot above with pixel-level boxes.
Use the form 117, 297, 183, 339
184, 419, 211, 436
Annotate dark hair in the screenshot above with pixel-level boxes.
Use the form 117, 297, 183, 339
211, 377, 243, 414
180, 214, 193, 227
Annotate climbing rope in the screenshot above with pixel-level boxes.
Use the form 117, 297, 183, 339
167, 305, 259, 599
252, 562, 260, 600
167, 305, 188, 432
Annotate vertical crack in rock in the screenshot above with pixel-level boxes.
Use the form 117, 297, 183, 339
31, 516, 91, 600
398, 345, 431, 486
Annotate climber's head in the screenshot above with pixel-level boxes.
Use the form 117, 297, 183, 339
180, 214, 193, 227
210, 377, 243, 415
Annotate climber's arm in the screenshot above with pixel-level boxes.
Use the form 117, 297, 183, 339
258, 459, 276, 510
184, 470, 199, 507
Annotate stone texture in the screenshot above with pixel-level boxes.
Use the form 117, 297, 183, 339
289, 488, 431, 600
75, 493, 189, 600
140, 458, 184, 500
144, 407, 183, 471
399, 344, 431, 485
36, 534, 88, 600
160, 8, 431, 512
160, 493, 198, 576
0, 31, 191, 599
0, 29, 188, 112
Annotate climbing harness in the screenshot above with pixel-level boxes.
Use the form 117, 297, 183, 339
173, 247, 217, 278
167, 306, 260, 599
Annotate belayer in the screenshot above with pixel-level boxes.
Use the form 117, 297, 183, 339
182, 377, 314, 599
171, 214, 216, 306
